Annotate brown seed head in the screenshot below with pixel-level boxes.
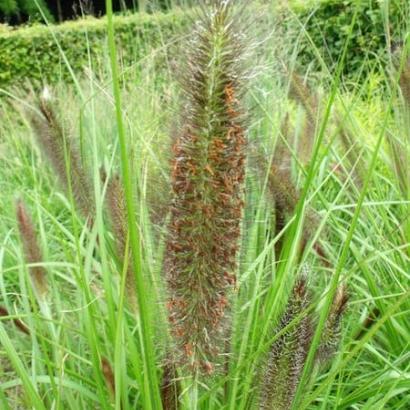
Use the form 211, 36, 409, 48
16, 199, 48, 298
101, 357, 115, 397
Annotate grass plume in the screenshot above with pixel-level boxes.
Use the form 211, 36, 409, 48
316, 285, 349, 365
100, 357, 116, 398
29, 88, 95, 223
15, 199, 48, 298
288, 72, 319, 166
259, 277, 313, 410
259, 279, 348, 409
101, 169, 137, 310
398, 53, 410, 108
164, 0, 249, 373
160, 360, 179, 410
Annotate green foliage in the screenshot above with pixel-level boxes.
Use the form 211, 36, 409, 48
0, 0, 52, 21
289, 0, 409, 81
0, 10, 188, 88
0, 0, 408, 88
0, 0, 18, 15
18, 0, 52, 22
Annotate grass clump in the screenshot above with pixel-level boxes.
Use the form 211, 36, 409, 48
0, 1, 409, 409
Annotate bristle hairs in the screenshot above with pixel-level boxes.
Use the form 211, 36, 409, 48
164, 0, 250, 373
16, 199, 48, 298
182, 0, 251, 103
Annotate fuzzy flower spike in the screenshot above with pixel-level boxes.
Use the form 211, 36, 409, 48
164, 0, 249, 374
29, 88, 95, 223
16, 199, 48, 298
259, 277, 313, 410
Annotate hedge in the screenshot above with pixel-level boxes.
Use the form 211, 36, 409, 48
0, 10, 189, 88
288, 0, 409, 81
0, 1, 408, 89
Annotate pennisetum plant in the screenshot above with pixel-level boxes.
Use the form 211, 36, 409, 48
29, 85, 137, 309
253, 67, 350, 407
164, 0, 249, 374
398, 49, 410, 108
100, 357, 116, 400
3, 1, 353, 408
15, 198, 59, 354
258, 111, 297, 257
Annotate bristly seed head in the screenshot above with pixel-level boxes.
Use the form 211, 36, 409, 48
316, 284, 349, 366
101, 357, 115, 398
16, 199, 48, 298
288, 72, 319, 166
29, 88, 95, 223
164, 0, 250, 374
259, 277, 313, 410
101, 169, 137, 311
395, 48, 410, 109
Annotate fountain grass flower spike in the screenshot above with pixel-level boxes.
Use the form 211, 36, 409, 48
164, 0, 249, 374
259, 280, 348, 409
398, 50, 410, 108
29, 87, 95, 224
316, 285, 349, 365
16, 199, 48, 299
101, 169, 137, 311
259, 277, 313, 410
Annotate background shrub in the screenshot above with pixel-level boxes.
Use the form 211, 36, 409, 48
289, 0, 409, 82
0, 0, 52, 23
0, 9, 188, 88
0, 0, 408, 89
